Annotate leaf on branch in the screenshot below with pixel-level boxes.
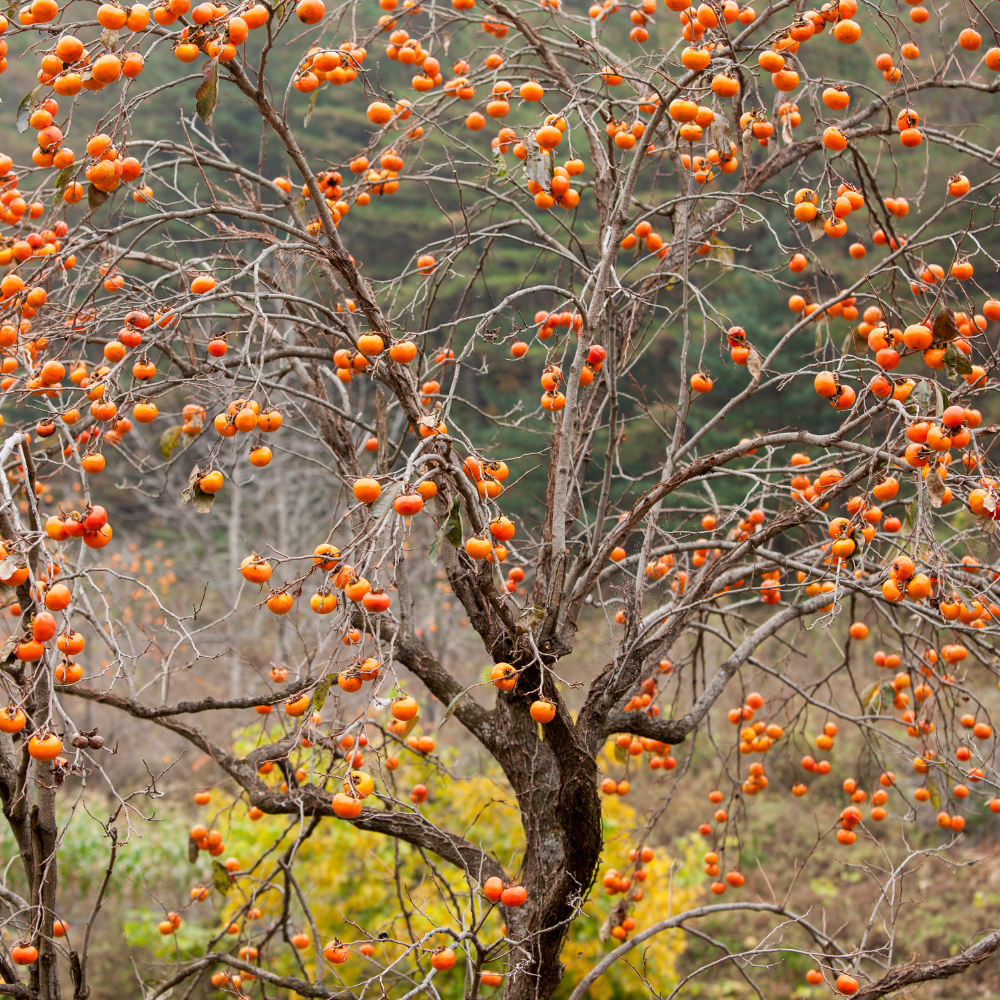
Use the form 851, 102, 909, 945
706, 237, 734, 272
187, 838, 200, 864
52, 166, 73, 205
181, 469, 217, 514
394, 713, 419, 738
212, 861, 231, 895
860, 680, 880, 711
527, 147, 552, 189
100, 26, 120, 49
515, 603, 546, 635
741, 128, 753, 159
493, 146, 508, 180
943, 343, 973, 379
0, 633, 18, 664
87, 184, 109, 212
159, 425, 184, 460
429, 496, 462, 565
977, 514, 998, 536
440, 683, 479, 727
933, 307, 960, 343
303, 90, 318, 128
15, 86, 41, 134
313, 675, 332, 711
746, 346, 763, 381
368, 481, 400, 522
710, 119, 727, 153
196, 60, 219, 125
613, 741, 628, 763
932, 381, 944, 418
807, 217, 826, 242
926, 468, 946, 508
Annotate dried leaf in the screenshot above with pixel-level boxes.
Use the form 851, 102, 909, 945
195, 60, 219, 125
369, 481, 400, 522
440, 683, 478, 727
493, 146, 508, 180
181, 481, 217, 514
429, 496, 462, 565
212, 861, 231, 895
0, 634, 18, 663
394, 713, 419, 738
303, 90, 318, 128
746, 346, 763, 381
515, 603, 546, 635
52, 165, 73, 206
15, 86, 41, 134
943, 343, 973, 378
87, 184, 109, 212
313, 675, 332, 711
710, 119, 727, 152
99, 26, 120, 50
926, 469, 946, 508
0, 556, 22, 581
933, 308, 960, 343
159, 425, 184, 460
807, 217, 827, 242
707, 237, 734, 272
741, 128, 753, 159
187, 838, 200, 864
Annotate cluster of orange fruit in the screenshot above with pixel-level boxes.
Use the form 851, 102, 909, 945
600, 846, 655, 940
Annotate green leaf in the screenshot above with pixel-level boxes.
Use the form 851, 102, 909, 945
52, 166, 73, 206
928, 778, 940, 812
212, 861, 231, 895
195, 60, 219, 125
15, 86, 41, 134
87, 184, 109, 213
313, 675, 332, 711
303, 90, 318, 128
428, 496, 462, 565
613, 742, 628, 764
159, 425, 184, 460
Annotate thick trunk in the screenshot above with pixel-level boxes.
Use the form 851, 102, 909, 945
495, 673, 603, 1000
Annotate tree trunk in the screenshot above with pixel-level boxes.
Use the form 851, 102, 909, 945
496, 675, 603, 1000
29, 786, 60, 1000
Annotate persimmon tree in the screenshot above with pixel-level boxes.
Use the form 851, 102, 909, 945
1, 0, 1000, 995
